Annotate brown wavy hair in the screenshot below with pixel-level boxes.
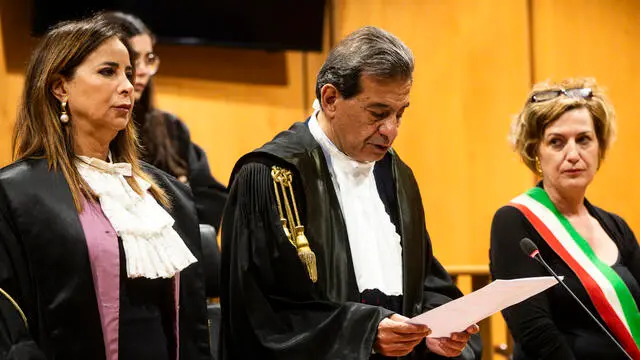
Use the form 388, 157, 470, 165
510, 77, 616, 174
12, 14, 168, 211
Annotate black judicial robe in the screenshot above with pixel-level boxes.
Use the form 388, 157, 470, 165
0, 158, 211, 359
219, 122, 482, 360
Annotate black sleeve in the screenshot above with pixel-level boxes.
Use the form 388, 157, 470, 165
609, 213, 640, 285
220, 162, 393, 360
173, 117, 228, 232
421, 232, 482, 360
489, 206, 575, 360
423, 257, 465, 311
0, 189, 46, 359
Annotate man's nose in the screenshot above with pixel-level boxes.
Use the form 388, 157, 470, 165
377, 117, 399, 141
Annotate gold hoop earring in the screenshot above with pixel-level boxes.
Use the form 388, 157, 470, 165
535, 157, 543, 177
60, 100, 69, 123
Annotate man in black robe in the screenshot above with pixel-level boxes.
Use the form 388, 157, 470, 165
219, 26, 482, 360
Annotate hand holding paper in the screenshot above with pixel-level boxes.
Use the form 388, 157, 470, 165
409, 276, 559, 337
374, 314, 431, 357
426, 323, 480, 357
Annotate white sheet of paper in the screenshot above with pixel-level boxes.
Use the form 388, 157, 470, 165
409, 276, 560, 337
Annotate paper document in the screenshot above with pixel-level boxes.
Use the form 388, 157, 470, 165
410, 276, 560, 337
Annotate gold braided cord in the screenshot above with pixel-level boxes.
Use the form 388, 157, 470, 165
271, 168, 294, 246
286, 176, 302, 226
270, 166, 318, 283
270, 168, 286, 220
279, 180, 297, 246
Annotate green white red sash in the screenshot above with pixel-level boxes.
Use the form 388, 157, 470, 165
509, 187, 640, 359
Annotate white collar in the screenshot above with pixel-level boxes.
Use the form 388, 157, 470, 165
308, 110, 403, 295
77, 152, 132, 177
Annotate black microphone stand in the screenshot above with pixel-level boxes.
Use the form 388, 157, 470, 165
531, 254, 633, 360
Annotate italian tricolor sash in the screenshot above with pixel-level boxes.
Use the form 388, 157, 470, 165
509, 187, 640, 359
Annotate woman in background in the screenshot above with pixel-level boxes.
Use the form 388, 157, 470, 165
490, 78, 640, 359
103, 11, 227, 232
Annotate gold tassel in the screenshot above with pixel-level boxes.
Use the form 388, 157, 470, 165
294, 225, 318, 282
271, 166, 318, 283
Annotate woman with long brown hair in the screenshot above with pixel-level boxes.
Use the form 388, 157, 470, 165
0, 14, 210, 359
102, 11, 228, 232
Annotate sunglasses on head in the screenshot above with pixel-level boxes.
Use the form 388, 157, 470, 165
529, 87, 593, 103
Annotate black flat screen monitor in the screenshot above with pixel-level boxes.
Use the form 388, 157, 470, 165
32, 0, 326, 51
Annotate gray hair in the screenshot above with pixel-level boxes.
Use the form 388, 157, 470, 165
315, 26, 414, 101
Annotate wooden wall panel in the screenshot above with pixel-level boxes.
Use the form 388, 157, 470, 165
0, 0, 37, 167
0, 19, 11, 167
532, 0, 640, 240
153, 47, 308, 184
335, 0, 533, 266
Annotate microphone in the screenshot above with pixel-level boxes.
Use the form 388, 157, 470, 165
519, 238, 633, 360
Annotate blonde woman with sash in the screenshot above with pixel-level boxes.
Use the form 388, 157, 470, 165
490, 78, 640, 360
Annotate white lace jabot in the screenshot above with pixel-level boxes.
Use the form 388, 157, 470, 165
76, 154, 197, 279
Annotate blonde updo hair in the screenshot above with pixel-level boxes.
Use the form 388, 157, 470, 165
509, 77, 616, 174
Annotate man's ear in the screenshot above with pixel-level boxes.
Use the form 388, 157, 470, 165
320, 84, 340, 118
51, 76, 69, 102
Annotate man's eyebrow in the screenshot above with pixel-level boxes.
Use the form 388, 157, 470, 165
365, 102, 410, 110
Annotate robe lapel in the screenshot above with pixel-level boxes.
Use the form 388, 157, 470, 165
391, 153, 425, 317
306, 146, 361, 303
